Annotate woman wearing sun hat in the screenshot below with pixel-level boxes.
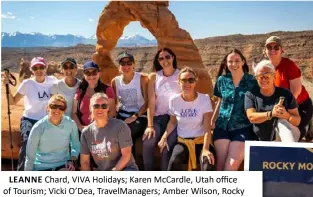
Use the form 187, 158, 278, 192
2, 57, 58, 171
263, 36, 313, 141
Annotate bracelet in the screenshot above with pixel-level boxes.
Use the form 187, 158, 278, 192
267, 111, 272, 120
147, 125, 154, 128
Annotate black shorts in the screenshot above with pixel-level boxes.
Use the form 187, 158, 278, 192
213, 126, 252, 142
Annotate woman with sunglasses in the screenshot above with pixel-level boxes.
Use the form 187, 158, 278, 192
24, 94, 80, 171
211, 49, 258, 171
51, 58, 81, 117
2, 57, 57, 171
72, 61, 116, 132
245, 60, 301, 142
80, 93, 138, 171
111, 51, 148, 158
263, 36, 313, 141
158, 67, 215, 171
142, 47, 181, 171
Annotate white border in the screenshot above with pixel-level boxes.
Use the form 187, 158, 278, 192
244, 141, 313, 171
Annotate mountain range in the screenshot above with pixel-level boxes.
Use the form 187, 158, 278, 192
1, 32, 157, 47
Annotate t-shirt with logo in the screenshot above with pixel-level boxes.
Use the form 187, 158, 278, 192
51, 78, 81, 117
169, 93, 213, 138
17, 76, 58, 120
80, 118, 138, 171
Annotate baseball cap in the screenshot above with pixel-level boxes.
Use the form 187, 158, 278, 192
83, 61, 99, 71
117, 51, 134, 63
31, 57, 46, 67
265, 36, 282, 47
61, 58, 77, 67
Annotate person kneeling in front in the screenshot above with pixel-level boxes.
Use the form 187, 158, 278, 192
24, 94, 80, 171
80, 93, 138, 171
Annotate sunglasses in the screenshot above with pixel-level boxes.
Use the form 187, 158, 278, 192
63, 64, 76, 70
120, 61, 133, 66
266, 45, 280, 51
49, 104, 66, 111
31, 65, 46, 71
93, 103, 108, 109
255, 72, 274, 81
180, 78, 196, 84
158, 55, 172, 61
84, 69, 98, 76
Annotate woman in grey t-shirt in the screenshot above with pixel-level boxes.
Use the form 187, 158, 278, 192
80, 92, 138, 171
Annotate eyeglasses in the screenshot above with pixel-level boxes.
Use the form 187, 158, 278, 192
31, 65, 46, 71
63, 64, 76, 70
180, 78, 196, 84
93, 103, 108, 109
120, 61, 133, 66
49, 104, 66, 111
266, 45, 280, 51
255, 72, 274, 81
84, 69, 98, 76
158, 55, 172, 61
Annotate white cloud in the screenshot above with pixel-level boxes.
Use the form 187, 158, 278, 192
30, 16, 35, 19
2, 12, 16, 19
88, 18, 94, 22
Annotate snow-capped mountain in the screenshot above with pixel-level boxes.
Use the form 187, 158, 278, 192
1, 32, 157, 47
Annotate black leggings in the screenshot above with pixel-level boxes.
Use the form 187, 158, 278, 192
116, 113, 147, 156
298, 98, 313, 140
168, 143, 215, 171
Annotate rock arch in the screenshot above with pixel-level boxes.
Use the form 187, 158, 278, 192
93, 1, 213, 95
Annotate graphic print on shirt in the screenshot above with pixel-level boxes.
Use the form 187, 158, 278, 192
38, 91, 49, 100
91, 138, 112, 159
159, 81, 173, 93
180, 108, 199, 118
119, 88, 138, 109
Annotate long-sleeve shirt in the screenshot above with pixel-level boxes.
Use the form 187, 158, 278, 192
25, 115, 80, 171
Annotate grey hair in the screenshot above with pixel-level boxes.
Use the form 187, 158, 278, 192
253, 60, 275, 75
89, 92, 109, 121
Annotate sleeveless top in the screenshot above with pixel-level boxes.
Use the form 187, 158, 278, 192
155, 69, 181, 116
115, 72, 145, 118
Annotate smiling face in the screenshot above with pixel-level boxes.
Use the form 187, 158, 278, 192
158, 50, 174, 69
31, 64, 47, 78
265, 42, 283, 61
84, 68, 99, 86
119, 57, 134, 74
91, 97, 109, 121
255, 66, 275, 90
226, 52, 245, 73
62, 62, 77, 79
179, 71, 197, 94
47, 100, 66, 121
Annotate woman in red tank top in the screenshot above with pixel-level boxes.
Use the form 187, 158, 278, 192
263, 36, 313, 141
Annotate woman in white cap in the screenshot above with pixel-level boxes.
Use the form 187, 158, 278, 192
2, 57, 58, 171
111, 51, 148, 159
245, 60, 301, 142
51, 58, 81, 117
263, 36, 313, 141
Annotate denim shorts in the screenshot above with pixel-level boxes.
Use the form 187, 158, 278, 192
213, 126, 252, 142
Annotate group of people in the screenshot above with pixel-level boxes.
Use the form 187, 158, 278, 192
3, 36, 312, 171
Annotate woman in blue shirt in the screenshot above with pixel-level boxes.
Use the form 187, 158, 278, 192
211, 49, 257, 171
25, 94, 80, 171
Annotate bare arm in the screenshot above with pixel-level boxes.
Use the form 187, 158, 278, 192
80, 154, 91, 171
161, 115, 178, 140
2, 74, 24, 105
108, 98, 116, 118
289, 78, 302, 100
202, 112, 213, 152
286, 108, 301, 126
211, 98, 221, 127
113, 146, 132, 171
147, 73, 156, 127
111, 77, 119, 109
246, 108, 270, 124
71, 99, 84, 131
137, 74, 148, 116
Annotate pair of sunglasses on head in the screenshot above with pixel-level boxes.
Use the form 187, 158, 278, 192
49, 104, 66, 111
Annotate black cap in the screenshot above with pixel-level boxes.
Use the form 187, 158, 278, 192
117, 51, 134, 63
61, 58, 77, 67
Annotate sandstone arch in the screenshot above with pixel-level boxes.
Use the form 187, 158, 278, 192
93, 1, 213, 95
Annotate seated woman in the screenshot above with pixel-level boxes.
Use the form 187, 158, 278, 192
245, 60, 301, 142
112, 51, 148, 157
80, 93, 138, 171
24, 94, 80, 171
158, 67, 215, 171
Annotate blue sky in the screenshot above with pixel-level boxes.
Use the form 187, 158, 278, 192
1, 1, 313, 39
